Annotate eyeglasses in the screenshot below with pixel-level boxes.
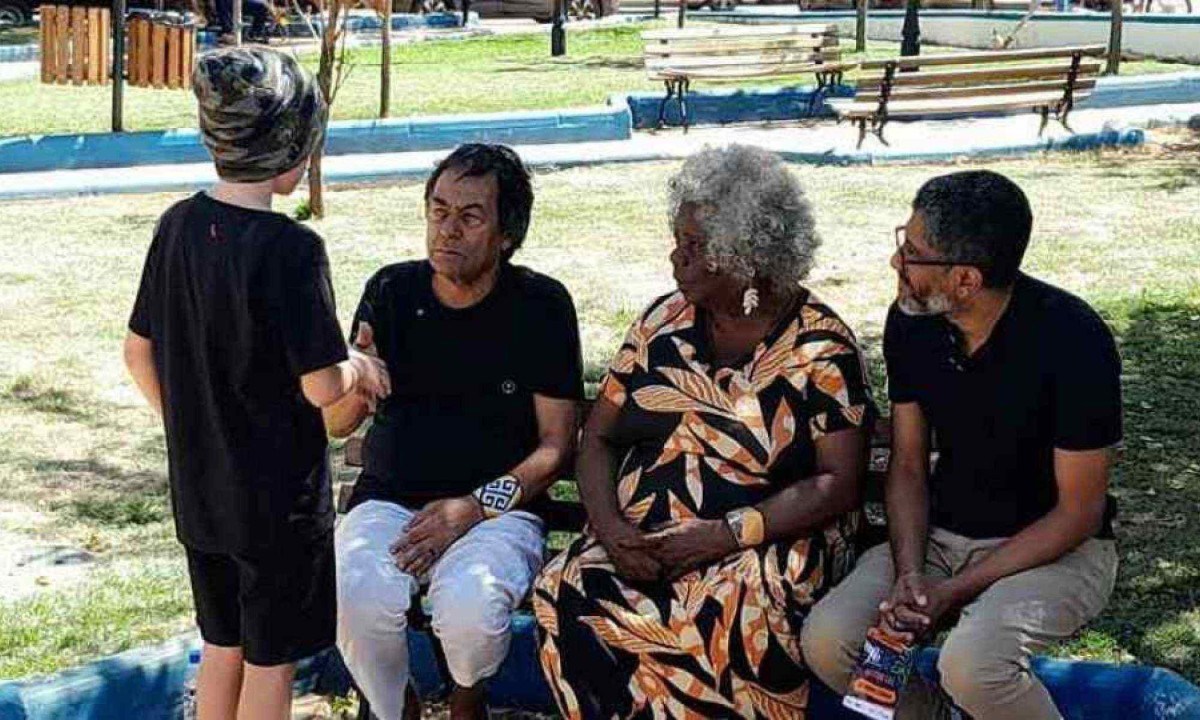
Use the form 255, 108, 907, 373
894, 226, 989, 274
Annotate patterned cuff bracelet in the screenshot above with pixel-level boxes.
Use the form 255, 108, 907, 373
473, 475, 523, 519
725, 507, 765, 548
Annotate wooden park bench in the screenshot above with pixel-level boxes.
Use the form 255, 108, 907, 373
829, 44, 1107, 149
642, 23, 847, 131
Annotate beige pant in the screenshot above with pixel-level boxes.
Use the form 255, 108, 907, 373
801, 528, 1118, 720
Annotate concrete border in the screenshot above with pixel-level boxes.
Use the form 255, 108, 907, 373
624, 71, 1200, 129
5, 69, 1198, 174
0, 103, 632, 174
0, 44, 37, 63
2, 616, 1197, 719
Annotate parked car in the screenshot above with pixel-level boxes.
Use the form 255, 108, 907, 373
404, 0, 618, 22
0, 0, 35, 26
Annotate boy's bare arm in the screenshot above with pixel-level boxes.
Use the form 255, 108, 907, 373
301, 350, 390, 411
123, 331, 163, 417
320, 322, 382, 438
322, 389, 370, 438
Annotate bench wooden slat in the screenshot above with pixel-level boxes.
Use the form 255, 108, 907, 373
858, 44, 1107, 71
642, 23, 834, 41
644, 37, 837, 56
648, 51, 838, 71
652, 62, 849, 82
857, 59, 1102, 90
831, 90, 1083, 119
857, 78, 1097, 104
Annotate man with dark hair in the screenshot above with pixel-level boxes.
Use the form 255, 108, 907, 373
327, 143, 584, 720
802, 170, 1121, 719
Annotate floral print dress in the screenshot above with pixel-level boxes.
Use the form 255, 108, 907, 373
533, 290, 876, 720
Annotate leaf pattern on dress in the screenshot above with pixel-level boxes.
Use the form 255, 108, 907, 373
581, 615, 677, 655
748, 682, 809, 719
618, 466, 642, 507
597, 599, 680, 652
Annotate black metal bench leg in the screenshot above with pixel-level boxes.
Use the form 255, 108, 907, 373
656, 79, 676, 130
856, 118, 867, 149
679, 78, 691, 133
1037, 106, 1050, 137
875, 119, 890, 147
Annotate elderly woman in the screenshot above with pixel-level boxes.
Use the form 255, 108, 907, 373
532, 145, 876, 719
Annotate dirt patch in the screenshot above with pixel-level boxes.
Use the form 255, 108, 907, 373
0, 520, 96, 602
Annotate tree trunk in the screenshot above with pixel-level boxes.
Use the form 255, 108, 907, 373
380, 0, 391, 117
1107, 0, 1123, 75
308, 145, 325, 218
855, 0, 867, 53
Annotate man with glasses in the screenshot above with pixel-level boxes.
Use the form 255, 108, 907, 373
802, 170, 1122, 719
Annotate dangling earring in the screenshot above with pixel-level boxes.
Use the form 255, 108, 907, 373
742, 283, 759, 316
705, 260, 719, 274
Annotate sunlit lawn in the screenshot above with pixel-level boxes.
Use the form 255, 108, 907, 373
0, 133, 1198, 684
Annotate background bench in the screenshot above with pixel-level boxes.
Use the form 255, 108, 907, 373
829, 44, 1106, 148
641, 23, 846, 131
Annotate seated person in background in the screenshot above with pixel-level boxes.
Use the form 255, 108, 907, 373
214, 0, 272, 43
533, 145, 875, 719
327, 143, 584, 720
802, 170, 1122, 720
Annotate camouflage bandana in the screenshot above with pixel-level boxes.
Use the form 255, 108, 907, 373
193, 47, 328, 183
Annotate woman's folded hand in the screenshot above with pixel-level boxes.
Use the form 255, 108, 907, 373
594, 518, 663, 584
645, 518, 740, 581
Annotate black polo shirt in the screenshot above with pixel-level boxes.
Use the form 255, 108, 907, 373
129, 193, 347, 554
346, 260, 584, 513
884, 273, 1122, 539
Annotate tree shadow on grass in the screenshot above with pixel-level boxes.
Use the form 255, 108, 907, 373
1090, 292, 1200, 681
494, 56, 645, 72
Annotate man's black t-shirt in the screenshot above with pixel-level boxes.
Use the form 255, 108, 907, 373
347, 260, 584, 513
884, 273, 1122, 539
129, 193, 348, 554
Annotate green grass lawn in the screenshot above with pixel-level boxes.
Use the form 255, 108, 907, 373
0, 21, 1194, 136
0, 135, 1198, 684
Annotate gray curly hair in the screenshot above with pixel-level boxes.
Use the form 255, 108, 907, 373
667, 145, 819, 291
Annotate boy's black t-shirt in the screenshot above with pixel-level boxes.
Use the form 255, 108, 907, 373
884, 273, 1122, 539
129, 192, 348, 554
347, 260, 584, 514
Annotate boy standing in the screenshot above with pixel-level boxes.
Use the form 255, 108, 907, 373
123, 48, 388, 719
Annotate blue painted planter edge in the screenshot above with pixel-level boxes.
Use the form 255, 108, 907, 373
0, 102, 633, 174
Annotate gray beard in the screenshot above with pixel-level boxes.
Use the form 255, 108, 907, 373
897, 292, 953, 317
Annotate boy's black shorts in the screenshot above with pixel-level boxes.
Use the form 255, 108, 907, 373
185, 534, 335, 666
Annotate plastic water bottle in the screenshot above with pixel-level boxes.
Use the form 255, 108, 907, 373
182, 645, 202, 720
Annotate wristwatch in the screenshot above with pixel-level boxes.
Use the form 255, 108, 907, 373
724, 507, 765, 548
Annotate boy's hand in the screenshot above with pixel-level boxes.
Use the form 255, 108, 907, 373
390, 497, 484, 577
348, 348, 389, 408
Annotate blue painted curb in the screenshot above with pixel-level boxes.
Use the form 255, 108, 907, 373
0, 104, 632, 174
785, 127, 1146, 166
624, 72, 1200, 130
0, 636, 330, 720
624, 82, 855, 129
6, 614, 1196, 720
295, 10, 479, 36
0, 44, 38, 64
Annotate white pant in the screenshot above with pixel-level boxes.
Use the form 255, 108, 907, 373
334, 499, 545, 720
